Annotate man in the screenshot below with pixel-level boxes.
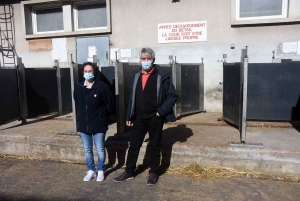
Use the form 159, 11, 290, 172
113, 47, 178, 185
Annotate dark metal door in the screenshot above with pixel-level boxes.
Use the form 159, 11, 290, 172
222, 63, 242, 127
60, 68, 73, 114
76, 36, 109, 66
247, 60, 300, 121
175, 64, 204, 116
0, 68, 20, 125
25, 68, 58, 118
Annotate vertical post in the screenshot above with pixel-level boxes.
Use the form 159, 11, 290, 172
240, 49, 247, 62
199, 63, 204, 112
115, 51, 119, 62
239, 49, 246, 136
70, 62, 79, 133
17, 57, 27, 123
240, 58, 248, 143
171, 59, 177, 116
55, 60, 62, 116
239, 49, 248, 143
97, 59, 100, 68
175, 63, 181, 117
93, 55, 97, 64
115, 62, 126, 135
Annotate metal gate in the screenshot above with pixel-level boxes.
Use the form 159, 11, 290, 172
25, 68, 59, 118
224, 59, 300, 123
222, 62, 242, 127
247, 60, 300, 121
0, 58, 27, 126
60, 68, 73, 114
222, 52, 248, 143
223, 54, 300, 145
175, 63, 204, 116
0, 59, 72, 125
115, 62, 204, 135
0, 67, 20, 125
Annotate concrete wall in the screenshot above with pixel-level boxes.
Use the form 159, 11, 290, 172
110, 0, 300, 46
5, 0, 300, 112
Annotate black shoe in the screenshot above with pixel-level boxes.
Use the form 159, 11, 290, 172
113, 171, 134, 182
147, 173, 158, 185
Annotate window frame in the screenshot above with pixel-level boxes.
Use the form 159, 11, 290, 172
31, 4, 64, 34
236, 0, 288, 21
22, 0, 111, 40
73, 1, 108, 31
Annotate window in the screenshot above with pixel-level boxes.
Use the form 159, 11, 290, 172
74, 3, 107, 30
33, 7, 64, 34
22, 0, 111, 39
236, 0, 288, 20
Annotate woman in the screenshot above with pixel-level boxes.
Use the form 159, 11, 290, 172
74, 62, 114, 181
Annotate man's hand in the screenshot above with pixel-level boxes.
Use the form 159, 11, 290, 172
126, 121, 133, 126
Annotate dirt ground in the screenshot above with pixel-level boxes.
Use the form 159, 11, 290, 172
1, 157, 300, 201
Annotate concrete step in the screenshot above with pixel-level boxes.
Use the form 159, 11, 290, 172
1, 113, 300, 175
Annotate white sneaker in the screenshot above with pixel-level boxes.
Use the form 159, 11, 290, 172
97, 170, 105, 182
83, 170, 96, 181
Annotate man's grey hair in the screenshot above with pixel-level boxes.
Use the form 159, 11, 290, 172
140, 47, 155, 59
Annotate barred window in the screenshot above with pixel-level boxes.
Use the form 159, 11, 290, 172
76, 3, 107, 30
34, 8, 63, 33
237, 0, 288, 20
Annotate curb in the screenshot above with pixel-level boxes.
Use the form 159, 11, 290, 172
1, 132, 300, 175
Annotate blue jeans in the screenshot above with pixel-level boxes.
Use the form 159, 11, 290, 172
80, 132, 106, 171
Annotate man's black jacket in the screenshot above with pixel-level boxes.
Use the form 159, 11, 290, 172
126, 64, 178, 122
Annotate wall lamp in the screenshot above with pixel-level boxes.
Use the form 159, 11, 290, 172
172, 0, 180, 3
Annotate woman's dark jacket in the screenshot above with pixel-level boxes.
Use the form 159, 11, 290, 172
74, 79, 114, 134
126, 64, 178, 122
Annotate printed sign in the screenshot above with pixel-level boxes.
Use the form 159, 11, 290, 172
158, 21, 207, 43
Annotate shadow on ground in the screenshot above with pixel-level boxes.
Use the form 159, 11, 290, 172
159, 124, 193, 175
0, 114, 59, 131
104, 132, 130, 177
105, 125, 193, 177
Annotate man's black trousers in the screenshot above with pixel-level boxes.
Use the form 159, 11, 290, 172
125, 115, 164, 175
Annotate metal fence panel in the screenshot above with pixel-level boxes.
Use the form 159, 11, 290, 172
100, 66, 115, 96
0, 68, 20, 125
115, 62, 204, 134
122, 63, 141, 112
223, 63, 241, 126
60, 68, 72, 114
100, 66, 115, 86
25, 68, 58, 118
180, 64, 204, 114
247, 61, 300, 121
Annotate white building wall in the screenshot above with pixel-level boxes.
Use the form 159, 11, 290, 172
7, 0, 300, 112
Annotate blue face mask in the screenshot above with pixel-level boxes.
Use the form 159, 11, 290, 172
141, 62, 153, 70
83, 73, 94, 81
